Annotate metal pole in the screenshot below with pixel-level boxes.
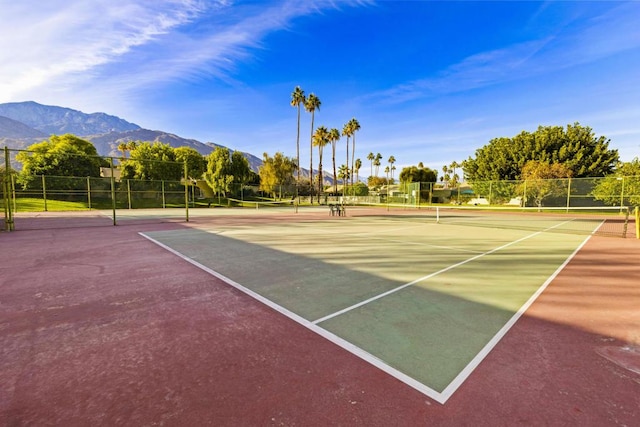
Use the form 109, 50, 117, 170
620, 176, 625, 212
11, 173, 17, 218
42, 174, 48, 212
127, 179, 132, 209
110, 158, 116, 226
3, 146, 14, 231
184, 161, 189, 222
87, 176, 92, 210
566, 178, 571, 212
489, 181, 493, 205
162, 180, 166, 208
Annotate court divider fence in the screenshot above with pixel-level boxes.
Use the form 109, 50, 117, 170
2, 145, 639, 237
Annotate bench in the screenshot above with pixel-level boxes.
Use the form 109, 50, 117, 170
329, 204, 346, 217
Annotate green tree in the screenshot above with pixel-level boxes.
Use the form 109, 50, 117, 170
16, 134, 102, 187
305, 93, 321, 203
259, 152, 295, 199
592, 158, 640, 206
312, 126, 330, 203
465, 123, 618, 181
342, 122, 353, 187
229, 151, 252, 188
120, 141, 182, 181
518, 160, 572, 208
174, 147, 206, 180
204, 147, 234, 202
399, 164, 438, 184
290, 86, 306, 186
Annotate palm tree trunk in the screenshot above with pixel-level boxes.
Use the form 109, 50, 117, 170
309, 112, 315, 204
351, 134, 356, 188
345, 136, 350, 195
317, 147, 323, 204
296, 105, 301, 186
332, 143, 337, 195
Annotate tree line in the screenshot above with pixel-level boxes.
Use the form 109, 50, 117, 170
6, 120, 638, 206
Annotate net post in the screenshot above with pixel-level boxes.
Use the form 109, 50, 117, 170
635, 207, 639, 239
436, 206, 440, 223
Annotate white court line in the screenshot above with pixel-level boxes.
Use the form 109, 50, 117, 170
438, 233, 592, 402
139, 219, 582, 405
139, 231, 447, 403
312, 221, 572, 325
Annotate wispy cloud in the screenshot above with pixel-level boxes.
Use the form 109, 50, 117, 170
365, 1, 640, 106
0, 0, 211, 100
0, 0, 370, 108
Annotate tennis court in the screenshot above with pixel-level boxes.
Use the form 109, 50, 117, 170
2, 204, 639, 424
141, 205, 601, 403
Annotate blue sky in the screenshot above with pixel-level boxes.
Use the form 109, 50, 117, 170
1, 0, 639, 174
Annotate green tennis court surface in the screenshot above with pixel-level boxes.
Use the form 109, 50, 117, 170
141, 212, 590, 403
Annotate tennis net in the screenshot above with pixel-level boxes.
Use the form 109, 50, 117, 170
429, 205, 632, 238
356, 203, 633, 238
226, 198, 295, 210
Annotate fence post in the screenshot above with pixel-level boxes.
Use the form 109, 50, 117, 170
489, 181, 493, 205
566, 178, 572, 212
11, 174, 17, 219
127, 179, 132, 209
522, 180, 527, 208
620, 176, 625, 212
3, 146, 14, 231
87, 176, 92, 210
42, 174, 48, 212
636, 207, 639, 239
184, 161, 189, 222
110, 158, 116, 226
162, 180, 166, 208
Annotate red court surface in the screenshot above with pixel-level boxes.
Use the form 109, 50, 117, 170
1, 214, 639, 426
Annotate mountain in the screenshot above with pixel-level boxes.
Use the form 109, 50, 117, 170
0, 115, 47, 139
0, 101, 140, 135
88, 129, 263, 172
0, 101, 263, 173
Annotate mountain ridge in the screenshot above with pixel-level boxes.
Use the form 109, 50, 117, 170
0, 101, 265, 173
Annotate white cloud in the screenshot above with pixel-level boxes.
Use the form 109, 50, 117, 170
0, 0, 370, 110
0, 0, 212, 102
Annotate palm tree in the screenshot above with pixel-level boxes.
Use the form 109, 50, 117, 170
388, 156, 396, 181
290, 86, 306, 190
313, 126, 330, 203
385, 166, 390, 196
355, 158, 362, 183
348, 118, 361, 188
367, 152, 374, 179
329, 128, 340, 194
117, 142, 129, 158
338, 164, 350, 191
374, 153, 382, 176
449, 160, 460, 188
305, 93, 321, 204
342, 122, 353, 191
